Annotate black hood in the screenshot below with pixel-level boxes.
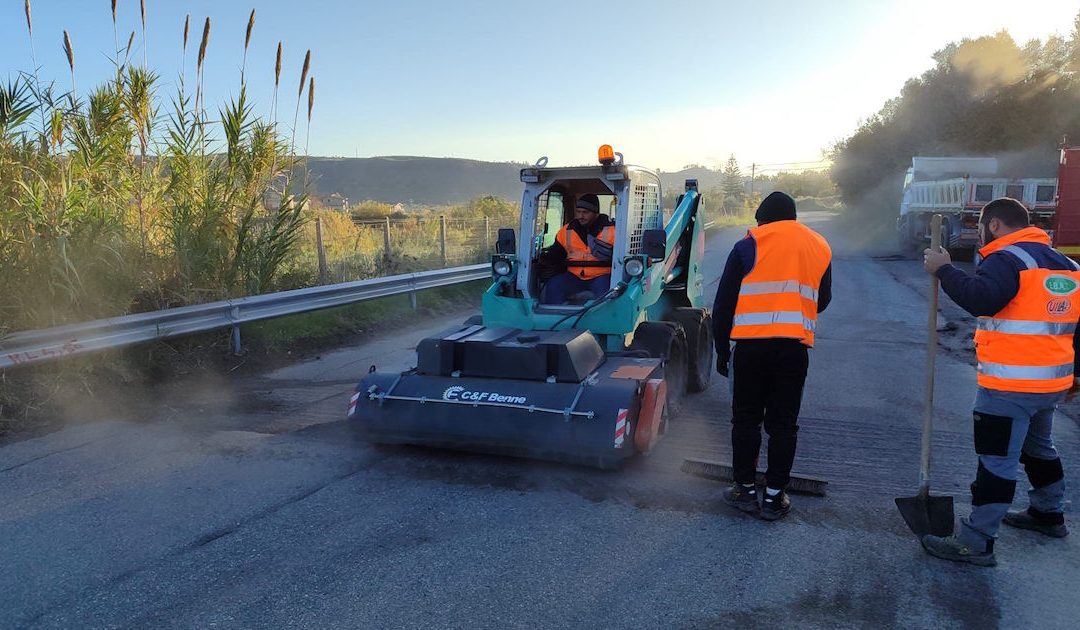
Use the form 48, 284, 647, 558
755, 192, 797, 224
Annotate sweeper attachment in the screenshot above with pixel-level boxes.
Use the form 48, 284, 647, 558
349, 146, 713, 467
350, 326, 668, 468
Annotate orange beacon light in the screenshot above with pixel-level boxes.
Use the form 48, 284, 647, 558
598, 144, 616, 166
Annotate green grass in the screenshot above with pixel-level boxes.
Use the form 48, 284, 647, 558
708, 211, 755, 229
242, 279, 485, 350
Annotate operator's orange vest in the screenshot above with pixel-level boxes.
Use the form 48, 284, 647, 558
730, 220, 832, 347
556, 223, 615, 280
974, 227, 1080, 394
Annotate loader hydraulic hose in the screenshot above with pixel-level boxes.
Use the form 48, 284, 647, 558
549, 282, 626, 331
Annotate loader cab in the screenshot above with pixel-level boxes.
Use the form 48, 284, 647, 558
537, 189, 618, 249
509, 160, 664, 310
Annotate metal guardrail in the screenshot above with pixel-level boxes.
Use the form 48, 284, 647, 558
1, 219, 726, 369
0, 264, 490, 369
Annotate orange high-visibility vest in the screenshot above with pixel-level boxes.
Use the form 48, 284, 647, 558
556, 223, 615, 280
974, 227, 1080, 394
731, 220, 832, 347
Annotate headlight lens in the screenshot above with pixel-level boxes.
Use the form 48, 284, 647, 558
624, 258, 645, 277
492, 259, 512, 276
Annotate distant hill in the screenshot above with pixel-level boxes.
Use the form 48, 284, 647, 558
305, 156, 731, 206
305, 156, 525, 205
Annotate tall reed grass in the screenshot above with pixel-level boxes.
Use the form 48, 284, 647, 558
0, 2, 314, 335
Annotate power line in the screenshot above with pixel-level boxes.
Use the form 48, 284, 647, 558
752, 164, 832, 173
751, 160, 832, 167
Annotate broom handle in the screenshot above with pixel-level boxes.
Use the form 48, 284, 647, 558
919, 214, 943, 495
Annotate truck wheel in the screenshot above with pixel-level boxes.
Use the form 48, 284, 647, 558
669, 308, 713, 393
897, 217, 919, 255
629, 321, 688, 417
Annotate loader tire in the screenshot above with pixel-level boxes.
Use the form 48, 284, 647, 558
629, 321, 687, 418
669, 308, 713, 393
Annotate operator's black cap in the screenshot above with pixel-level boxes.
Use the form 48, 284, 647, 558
755, 191, 797, 224
576, 194, 600, 213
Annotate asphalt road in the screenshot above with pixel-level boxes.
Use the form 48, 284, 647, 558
3, 211, 1079, 629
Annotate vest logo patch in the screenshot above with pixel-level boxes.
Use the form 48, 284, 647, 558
1045, 275, 1078, 296
1047, 298, 1073, 316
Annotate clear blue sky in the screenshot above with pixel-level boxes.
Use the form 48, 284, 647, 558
3, 0, 1078, 171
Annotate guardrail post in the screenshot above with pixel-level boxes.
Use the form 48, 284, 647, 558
315, 217, 329, 284
230, 307, 243, 355
383, 216, 393, 263
440, 215, 448, 267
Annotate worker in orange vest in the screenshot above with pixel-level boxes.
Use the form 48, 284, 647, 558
711, 192, 833, 520
922, 197, 1080, 567
538, 194, 616, 304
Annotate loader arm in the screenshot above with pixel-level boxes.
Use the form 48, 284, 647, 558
653, 183, 705, 310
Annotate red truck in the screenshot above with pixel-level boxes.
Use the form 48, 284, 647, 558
1053, 146, 1080, 259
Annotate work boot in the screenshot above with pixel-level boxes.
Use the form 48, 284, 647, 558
1003, 509, 1069, 538
761, 490, 791, 521
920, 535, 997, 567
722, 483, 759, 515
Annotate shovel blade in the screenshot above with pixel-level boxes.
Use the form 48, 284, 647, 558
895, 494, 955, 538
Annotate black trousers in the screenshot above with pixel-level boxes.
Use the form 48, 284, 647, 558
731, 339, 810, 489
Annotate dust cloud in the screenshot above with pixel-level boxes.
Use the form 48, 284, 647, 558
0, 340, 247, 445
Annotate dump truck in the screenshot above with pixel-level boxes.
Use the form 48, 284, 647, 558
348, 145, 713, 468
896, 156, 1058, 253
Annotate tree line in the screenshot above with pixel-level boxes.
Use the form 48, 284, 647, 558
831, 13, 1080, 221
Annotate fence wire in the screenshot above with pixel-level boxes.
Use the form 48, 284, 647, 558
302, 215, 509, 284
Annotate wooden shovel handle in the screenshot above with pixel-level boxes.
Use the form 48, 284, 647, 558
919, 214, 943, 493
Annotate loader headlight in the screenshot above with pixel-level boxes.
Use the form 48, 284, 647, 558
492, 257, 513, 277
623, 257, 645, 278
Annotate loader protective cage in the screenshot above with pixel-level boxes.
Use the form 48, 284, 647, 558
515, 165, 665, 302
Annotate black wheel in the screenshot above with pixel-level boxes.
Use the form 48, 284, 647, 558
629, 321, 688, 417
663, 335, 688, 418
669, 307, 713, 393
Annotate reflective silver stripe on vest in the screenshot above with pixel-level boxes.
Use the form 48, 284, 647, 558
739, 280, 818, 301
977, 361, 1074, 380
1001, 245, 1037, 270
977, 319, 1078, 335
732, 311, 816, 331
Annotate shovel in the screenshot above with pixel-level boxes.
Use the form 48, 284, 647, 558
895, 214, 955, 538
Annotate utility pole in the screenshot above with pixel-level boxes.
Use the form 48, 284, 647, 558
750, 163, 756, 197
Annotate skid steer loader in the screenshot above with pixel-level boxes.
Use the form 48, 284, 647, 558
348, 146, 713, 468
